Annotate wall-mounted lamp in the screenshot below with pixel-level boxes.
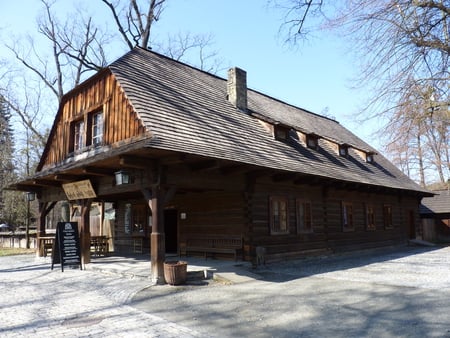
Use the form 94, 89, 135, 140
26, 192, 36, 202
115, 170, 131, 185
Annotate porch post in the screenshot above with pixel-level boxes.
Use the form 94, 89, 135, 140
36, 202, 47, 257
36, 201, 57, 257
80, 199, 92, 265
151, 185, 165, 284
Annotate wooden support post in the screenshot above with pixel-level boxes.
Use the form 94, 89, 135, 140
151, 185, 165, 284
36, 201, 57, 257
80, 199, 92, 265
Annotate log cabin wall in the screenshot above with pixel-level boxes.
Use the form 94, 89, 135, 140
248, 178, 421, 263
249, 180, 329, 262
175, 190, 247, 236
324, 188, 412, 253
41, 72, 146, 169
175, 190, 248, 259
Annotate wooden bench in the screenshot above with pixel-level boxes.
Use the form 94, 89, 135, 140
181, 235, 243, 261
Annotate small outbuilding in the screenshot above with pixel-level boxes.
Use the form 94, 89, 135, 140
420, 190, 450, 243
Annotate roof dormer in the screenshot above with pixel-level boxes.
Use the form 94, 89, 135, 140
273, 124, 290, 141
306, 133, 320, 150
339, 144, 349, 158
366, 152, 375, 164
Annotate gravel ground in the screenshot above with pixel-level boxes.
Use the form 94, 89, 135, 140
131, 245, 450, 338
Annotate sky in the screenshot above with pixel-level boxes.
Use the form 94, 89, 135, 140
0, 0, 377, 147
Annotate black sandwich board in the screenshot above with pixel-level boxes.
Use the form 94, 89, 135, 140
51, 222, 82, 271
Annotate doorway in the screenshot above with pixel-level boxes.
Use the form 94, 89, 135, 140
164, 209, 178, 253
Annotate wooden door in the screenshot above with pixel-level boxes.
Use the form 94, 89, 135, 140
164, 209, 178, 253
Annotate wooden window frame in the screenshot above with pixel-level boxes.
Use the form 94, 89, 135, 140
70, 119, 85, 153
269, 196, 289, 235
342, 201, 354, 232
365, 204, 376, 231
296, 199, 312, 233
88, 110, 104, 148
383, 204, 393, 229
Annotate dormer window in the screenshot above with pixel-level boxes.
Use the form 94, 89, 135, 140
274, 125, 290, 141
306, 134, 319, 149
339, 145, 349, 157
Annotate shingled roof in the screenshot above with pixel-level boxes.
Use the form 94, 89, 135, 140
420, 190, 450, 214
105, 47, 427, 195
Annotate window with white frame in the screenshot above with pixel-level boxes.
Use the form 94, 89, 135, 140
73, 120, 85, 152
91, 111, 103, 147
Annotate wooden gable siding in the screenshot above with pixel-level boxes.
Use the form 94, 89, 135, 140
41, 72, 146, 168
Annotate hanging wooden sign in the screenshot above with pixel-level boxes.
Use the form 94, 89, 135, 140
63, 180, 96, 200
51, 222, 82, 272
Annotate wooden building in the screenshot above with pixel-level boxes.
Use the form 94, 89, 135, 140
420, 190, 450, 242
14, 47, 431, 283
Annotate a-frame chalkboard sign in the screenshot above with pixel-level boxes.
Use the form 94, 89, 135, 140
51, 222, 82, 271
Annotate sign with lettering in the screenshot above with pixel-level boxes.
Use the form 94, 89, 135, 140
62, 180, 96, 200
51, 222, 82, 272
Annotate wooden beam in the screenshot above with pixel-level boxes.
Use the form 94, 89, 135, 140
151, 184, 166, 284
272, 172, 297, 182
141, 188, 152, 213
188, 159, 218, 172
36, 201, 57, 257
53, 174, 80, 182
220, 164, 248, 176
32, 179, 61, 187
294, 176, 321, 185
80, 199, 92, 265
120, 155, 154, 169
161, 154, 187, 165
82, 166, 114, 176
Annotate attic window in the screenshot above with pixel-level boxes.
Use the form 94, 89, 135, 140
88, 111, 104, 147
274, 125, 290, 141
71, 119, 85, 152
339, 145, 349, 157
306, 134, 319, 149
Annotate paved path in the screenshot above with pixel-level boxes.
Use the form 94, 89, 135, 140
3, 246, 450, 337
0, 255, 203, 337
131, 246, 450, 338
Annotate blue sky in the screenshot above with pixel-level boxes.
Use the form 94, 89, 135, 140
0, 0, 376, 146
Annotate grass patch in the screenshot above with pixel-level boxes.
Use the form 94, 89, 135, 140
0, 248, 35, 256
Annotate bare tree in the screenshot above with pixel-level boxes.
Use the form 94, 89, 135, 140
382, 81, 450, 185
153, 32, 222, 73
101, 0, 223, 72
1, 0, 110, 150
101, 0, 166, 49
277, 0, 450, 185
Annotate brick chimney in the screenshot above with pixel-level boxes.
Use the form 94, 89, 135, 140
227, 67, 247, 110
